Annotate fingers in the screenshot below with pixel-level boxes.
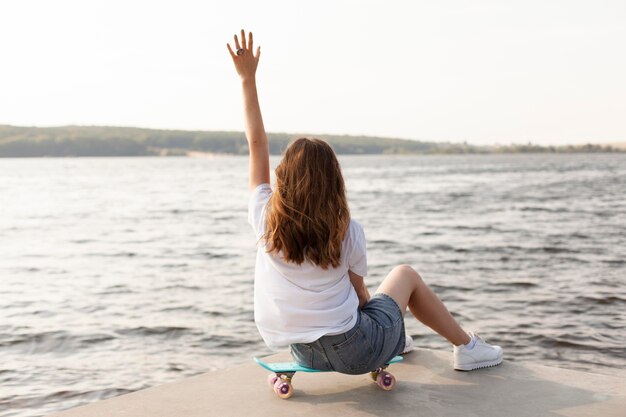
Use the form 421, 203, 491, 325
226, 43, 236, 59
230, 30, 258, 59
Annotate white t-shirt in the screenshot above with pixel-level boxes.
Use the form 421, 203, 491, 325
248, 183, 366, 350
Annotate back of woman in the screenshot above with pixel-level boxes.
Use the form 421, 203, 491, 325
249, 175, 365, 348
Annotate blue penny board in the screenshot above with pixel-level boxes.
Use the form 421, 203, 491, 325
254, 355, 403, 373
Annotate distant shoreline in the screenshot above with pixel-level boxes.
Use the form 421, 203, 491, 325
605, 142, 626, 150
0, 125, 623, 157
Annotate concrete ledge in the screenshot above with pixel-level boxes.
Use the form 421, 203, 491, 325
50, 348, 626, 417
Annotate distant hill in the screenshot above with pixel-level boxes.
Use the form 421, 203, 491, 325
605, 142, 626, 150
0, 125, 621, 157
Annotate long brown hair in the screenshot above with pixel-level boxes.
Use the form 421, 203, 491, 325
264, 138, 350, 269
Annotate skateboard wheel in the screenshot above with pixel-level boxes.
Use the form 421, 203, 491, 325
267, 373, 278, 387
369, 371, 379, 382
273, 379, 293, 399
376, 371, 396, 391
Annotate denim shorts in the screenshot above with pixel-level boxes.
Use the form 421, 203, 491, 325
290, 293, 406, 375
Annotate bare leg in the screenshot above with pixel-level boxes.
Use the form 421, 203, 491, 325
376, 264, 470, 346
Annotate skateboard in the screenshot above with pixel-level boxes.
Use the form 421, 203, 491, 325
254, 355, 403, 399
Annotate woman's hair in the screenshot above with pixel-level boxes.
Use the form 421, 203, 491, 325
264, 138, 350, 269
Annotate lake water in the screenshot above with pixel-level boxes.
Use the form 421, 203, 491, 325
1, 154, 625, 417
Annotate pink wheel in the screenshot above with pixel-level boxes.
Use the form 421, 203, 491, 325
267, 373, 278, 388
376, 371, 396, 391
273, 379, 293, 399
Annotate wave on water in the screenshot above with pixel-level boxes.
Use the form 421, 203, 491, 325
0, 331, 117, 354
114, 326, 193, 338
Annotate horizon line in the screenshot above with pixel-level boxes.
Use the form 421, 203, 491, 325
1, 123, 624, 148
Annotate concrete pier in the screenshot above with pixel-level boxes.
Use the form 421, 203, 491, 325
50, 348, 626, 417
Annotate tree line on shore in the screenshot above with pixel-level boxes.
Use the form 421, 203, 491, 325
0, 125, 620, 157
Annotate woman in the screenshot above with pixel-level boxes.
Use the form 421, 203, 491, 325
227, 30, 503, 374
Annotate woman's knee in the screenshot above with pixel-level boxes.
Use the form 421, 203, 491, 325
392, 264, 423, 284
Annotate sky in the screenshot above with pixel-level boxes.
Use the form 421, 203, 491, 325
1, 0, 625, 145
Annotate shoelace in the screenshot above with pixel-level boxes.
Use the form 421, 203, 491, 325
472, 331, 484, 343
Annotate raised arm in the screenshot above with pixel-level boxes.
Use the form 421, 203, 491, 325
227, 29, 270, 191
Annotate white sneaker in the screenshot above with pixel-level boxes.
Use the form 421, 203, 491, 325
402, 334, 414, 354
453, 331, 503, 371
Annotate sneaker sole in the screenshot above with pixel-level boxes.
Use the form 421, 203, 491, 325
454, 354, 503, 371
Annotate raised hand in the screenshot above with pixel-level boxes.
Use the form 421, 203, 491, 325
227, 29, 261, 82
